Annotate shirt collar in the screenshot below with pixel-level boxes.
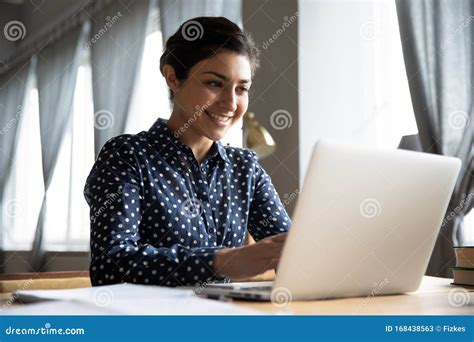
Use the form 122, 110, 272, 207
147, 118, 230, 164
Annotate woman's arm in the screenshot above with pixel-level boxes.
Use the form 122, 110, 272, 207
212, 151, 292, 280
246, 152, 292, 240
212, 232, 287, 280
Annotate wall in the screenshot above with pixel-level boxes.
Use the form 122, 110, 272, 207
243, 0, 300, 216
0, 0, 89, 63
19, 0, 89, 48
0, 4, 20, 62
3, 251, 89, 273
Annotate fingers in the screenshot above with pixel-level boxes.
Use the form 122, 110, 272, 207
258, 233, 287, 255
267, 232, 288, 240
263, 232, 287, 245
258, 257, 280, 273
220, 234, 288, 280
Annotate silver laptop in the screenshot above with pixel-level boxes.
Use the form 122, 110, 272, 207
198, 140, 461, 302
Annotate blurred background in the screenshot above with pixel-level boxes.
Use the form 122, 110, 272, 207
0, 0, 472, 277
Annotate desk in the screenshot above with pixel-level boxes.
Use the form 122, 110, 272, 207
234, 276, 474, 315
0, 276, 472, 315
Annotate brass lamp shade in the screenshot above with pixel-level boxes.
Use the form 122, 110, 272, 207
243, 112, 276, 159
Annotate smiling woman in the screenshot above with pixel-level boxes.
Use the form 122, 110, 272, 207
163, 51, 252, 159
84, 17, 291, 287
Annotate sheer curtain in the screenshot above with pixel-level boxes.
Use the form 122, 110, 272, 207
91, 0, 152, 156
158, 0, 242, 42
44, 54, 95, 251
30, 23, 90, 271
126, 3, 172, 134
397, 0, 474, 277
0, 61, 33, 270
2, 73, 42, 253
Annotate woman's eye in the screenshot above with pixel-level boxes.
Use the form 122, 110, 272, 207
206, 80, 222, 88
237, 87, 249, 93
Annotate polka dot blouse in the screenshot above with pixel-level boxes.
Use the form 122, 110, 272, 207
84, 118, 291, 287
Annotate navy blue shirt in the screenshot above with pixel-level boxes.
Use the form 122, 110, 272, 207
84, 118, 291, 287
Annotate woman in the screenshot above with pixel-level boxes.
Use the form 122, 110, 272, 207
84, 17, 291, 287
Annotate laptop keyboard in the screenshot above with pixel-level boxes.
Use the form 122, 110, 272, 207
208, 284, 273, 292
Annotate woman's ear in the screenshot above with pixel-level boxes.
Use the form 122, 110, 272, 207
162, 64, 181, 96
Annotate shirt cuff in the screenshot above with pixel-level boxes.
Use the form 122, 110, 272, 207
184, 247, 227, 284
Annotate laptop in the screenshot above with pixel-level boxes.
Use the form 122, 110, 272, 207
197, 140, 461, 302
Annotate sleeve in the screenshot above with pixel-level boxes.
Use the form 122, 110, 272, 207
246, 151, 292, 242
84, 137, 224, 287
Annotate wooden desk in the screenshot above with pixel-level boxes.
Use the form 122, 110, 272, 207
0, 271, 91, 293
234, 276, 474, 315
0, 276, 472, 315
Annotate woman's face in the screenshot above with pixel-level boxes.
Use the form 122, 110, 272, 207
172, 50, 252, 141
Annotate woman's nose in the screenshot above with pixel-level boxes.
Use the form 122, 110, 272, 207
218, 89, 237, 113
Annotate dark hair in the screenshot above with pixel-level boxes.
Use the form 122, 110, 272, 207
160, 16, 260, 97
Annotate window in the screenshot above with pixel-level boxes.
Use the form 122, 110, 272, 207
3, 75, 43, 250
3, 51, 95, 251
44, 52, 95, 251
298, 0, 418, 181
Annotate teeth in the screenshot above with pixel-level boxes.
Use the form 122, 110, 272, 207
206, 111, 231, 122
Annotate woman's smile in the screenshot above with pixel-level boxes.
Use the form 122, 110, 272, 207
204, 110, 234, 127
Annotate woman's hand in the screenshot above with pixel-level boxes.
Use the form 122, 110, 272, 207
212, 233, 288, 281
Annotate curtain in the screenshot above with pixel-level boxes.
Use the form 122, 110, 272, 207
0, 60, 32, 271
30, 23, 90, 271
158, 0, 242, 42
396, 0, 474, 277
91, 0, 151, 156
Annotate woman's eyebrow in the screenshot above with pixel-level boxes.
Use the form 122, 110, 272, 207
201, 71, 251, 84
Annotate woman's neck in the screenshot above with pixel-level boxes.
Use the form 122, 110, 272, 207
167, 112, 213, 165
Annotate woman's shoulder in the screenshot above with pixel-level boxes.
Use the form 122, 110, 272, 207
220, 145, 259, 165
97, 132, 149, 158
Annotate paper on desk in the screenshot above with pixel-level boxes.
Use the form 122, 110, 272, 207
5, 283, 261, 315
